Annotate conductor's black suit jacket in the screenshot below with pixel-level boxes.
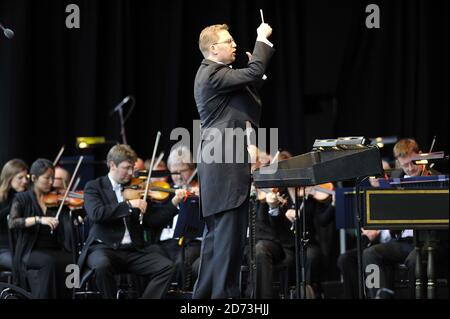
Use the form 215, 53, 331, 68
194, 41, 274, 217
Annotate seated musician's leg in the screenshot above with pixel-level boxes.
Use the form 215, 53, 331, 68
305, 243, 321, 293
86, 248, 122, 299
255, 239, 283, 298
337, 249, 359, 299
404, 249, 417, 298
363, 240, 414, 298
26, 249, 72, 299
0, 249, 12, 270
127, 245, 175, 299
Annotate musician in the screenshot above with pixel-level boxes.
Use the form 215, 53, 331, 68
250, 151, 327, 298
0, 159, 29, 270
156, 146, 201, 290
8, 158, 73, 298
337, 160, 393, 299
362, 138, 437, 298
193, 22, 274, 299
146, 158, 170, 183
53, 166, 70, 193
78, 144, 178, 299
134, 157, 145, 172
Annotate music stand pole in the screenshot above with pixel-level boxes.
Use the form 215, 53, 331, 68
248, 191, 258, 298
294, 187, 307, 299
355, 177, 365, 299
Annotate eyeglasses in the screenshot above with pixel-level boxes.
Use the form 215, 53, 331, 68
213, 38, 235, 45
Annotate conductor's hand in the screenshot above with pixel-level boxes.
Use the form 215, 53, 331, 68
41, 217, 59, 231
257, 23, 272, 39
129, 199, 148, 214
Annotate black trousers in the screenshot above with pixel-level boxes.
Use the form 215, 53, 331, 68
86, 244, 174, 299
254, 239, 322, 298
25, 249, 73, 299
337, 247, 367, 299
192, 201, 249, 299
254, 240, 293, 299
362, 239, 414, 298
0, 248, 12, 270
159, 238, 201, 290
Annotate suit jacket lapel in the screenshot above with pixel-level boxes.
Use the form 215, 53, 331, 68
101, 176, 119, 205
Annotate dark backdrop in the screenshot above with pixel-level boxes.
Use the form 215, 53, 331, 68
1, 0, 448, 172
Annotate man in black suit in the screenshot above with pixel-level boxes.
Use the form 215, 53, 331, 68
78, 144, 186, 298
193, 22, 274, 298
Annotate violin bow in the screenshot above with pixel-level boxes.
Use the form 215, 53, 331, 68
53, 145, 65, 166
152, 152, 164, 170
270, 151, 280, 164
421, 135, 437, 175
71, 176, 81, 192
52, 156, 84, 232
185, 168, 197, 186
140, 131, 162, 224
428, 135, 437, 169
55, 156, 83, 220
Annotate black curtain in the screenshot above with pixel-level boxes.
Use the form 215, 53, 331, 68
336, 0, 449, 154
0, 0, 448, 171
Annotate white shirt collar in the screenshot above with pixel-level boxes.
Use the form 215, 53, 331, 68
108, 173, 121, 190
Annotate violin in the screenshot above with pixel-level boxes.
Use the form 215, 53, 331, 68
306, 183, 335, 201
43, 190, 84, 209
123, 179, 196, 202
256, 187, 288, 206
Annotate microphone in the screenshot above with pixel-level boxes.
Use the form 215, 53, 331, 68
109, 96, 131, 116
0, 23, 14, 39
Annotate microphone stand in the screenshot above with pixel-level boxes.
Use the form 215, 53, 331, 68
118, 104, 127, 145
111, 96, 135, 145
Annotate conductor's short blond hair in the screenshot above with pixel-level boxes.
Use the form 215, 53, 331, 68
198, 24, 229, 58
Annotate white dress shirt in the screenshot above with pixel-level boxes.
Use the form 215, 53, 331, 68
108, 173, 132, 245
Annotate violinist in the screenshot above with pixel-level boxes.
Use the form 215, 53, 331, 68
145, 157, 169, 183
53, 166, 70, 194
362, 138, 443, 298
249, 150, 322, 298
0, 159, 29, 270
338, 160, 393, 299
249, 150, 295, 298
157, 146, 201, 290
134, 157, 145, 172
77, 144, 177, 299
8, 158, 73, 298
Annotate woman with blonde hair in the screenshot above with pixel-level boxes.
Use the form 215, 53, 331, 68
0, 159, 29, 270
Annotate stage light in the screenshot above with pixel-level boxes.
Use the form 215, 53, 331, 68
369, 136, 398, 148
76, 136, 107, 149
